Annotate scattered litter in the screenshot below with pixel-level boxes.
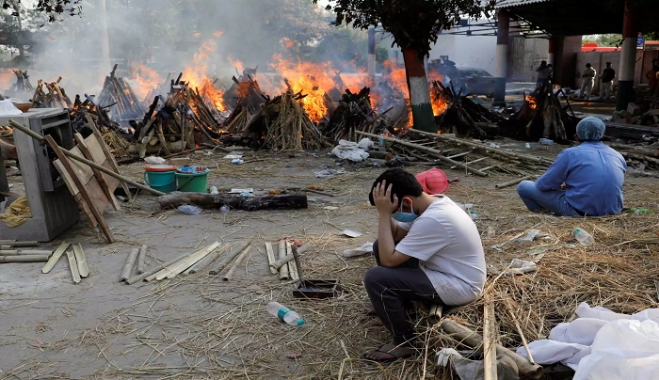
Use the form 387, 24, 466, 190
224, 154, 243, 159
573, 228, 594, 246
231, 159, 244, 165
210, 186, 219, 194
178, 205, 202, 215
436, 348, 520, 380
323, 206, 338, 211
341, 229, 363, 238
525, 143, 531, 149
502, 259, 539, 276
144, 156, 166, 165
315, 169, 346, 178
357, 138, 374, 150
331, 140, 370, 162
220, 205, 230, 214
229, 188, 253, 194
513, 229, 540, 242
539, 138, 554, 145
342, 242, 373, 257
487, 142, 500, 148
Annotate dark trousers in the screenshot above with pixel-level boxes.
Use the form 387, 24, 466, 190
364, 241, 442, 346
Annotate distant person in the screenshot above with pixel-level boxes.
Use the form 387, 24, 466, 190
579, 63, 596, 99
599, 62, 615, 100
517, 117, 626, 217
647, 59, 659, 96
536, 61, 552, 89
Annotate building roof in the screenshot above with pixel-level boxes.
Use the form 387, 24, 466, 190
495, 0, 624, 37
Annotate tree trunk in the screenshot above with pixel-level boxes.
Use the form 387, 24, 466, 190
402, 48, 436, 133
159, 192, 308, 211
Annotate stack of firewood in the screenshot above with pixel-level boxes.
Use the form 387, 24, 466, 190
433, 81, 500, 139
97, 65, 145, 122
129, 95, 192, 157
322, 87, 381, 142
31, 77, 72, 108
11, 70, 33, 94
500, 84, 579, 142
244, 89, 330, 151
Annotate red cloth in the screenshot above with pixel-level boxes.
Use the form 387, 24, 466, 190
415, 168, 449, 195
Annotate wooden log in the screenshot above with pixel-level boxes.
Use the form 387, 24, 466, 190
42, 242, 70, 273
270, 243, 310, 270
483, 301, 498, 380
265, 242, 278, 275
278, 240, 289, 280
9, 120, 164, 196
120, 248, 140, 282
156, 242, 221, 281
355, 131, 488, 177
222, 244, 252, 281
495, 176, 532, 189
73, 244, 89, 278
0, 250, 52, 255
286, 242, 299, 281
66, 251, 81, 284
0, 255, 50, 263
440, 319, 544, 379
158, 192, 308, 211
137, 244, 147, 274
184, 244, 228, 275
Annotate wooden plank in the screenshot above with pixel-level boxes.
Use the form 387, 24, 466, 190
483, 301, 498, 380
287, 242, 299, 281
46, 135, 115, 244
66, 250, 81, 284
84, 114, 131, 201
73, 244, 89, 278
137, 244, 147, 274
42, 242, 70, 273
278, 240, 289, 280
74, 133, 120, 211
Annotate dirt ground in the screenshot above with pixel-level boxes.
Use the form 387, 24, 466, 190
1, 141, 658, 379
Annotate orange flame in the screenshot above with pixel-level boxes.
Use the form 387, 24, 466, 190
228, 57, 244, 74
268, 55, 369, 123
182, 40, 227, 112
0, 68, 17, 91
526, 95, 537, 110
212, 30, 224, 38
130, 64, 162, 99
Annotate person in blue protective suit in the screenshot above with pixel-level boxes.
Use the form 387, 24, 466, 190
361, 168, 485, 363
517, 117, 626, 216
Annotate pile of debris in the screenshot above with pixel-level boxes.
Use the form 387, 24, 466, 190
321, 87, 382, 142
501, 84, 579, 142
11, 69, 33, 94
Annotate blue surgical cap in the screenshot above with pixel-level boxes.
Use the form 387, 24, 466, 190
576, 117, 606, 141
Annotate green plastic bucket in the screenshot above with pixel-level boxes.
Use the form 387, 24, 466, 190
175, 166, 209, 193
144, 165, 177, 194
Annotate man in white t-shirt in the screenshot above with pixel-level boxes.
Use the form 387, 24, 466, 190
362, 168, 486, 363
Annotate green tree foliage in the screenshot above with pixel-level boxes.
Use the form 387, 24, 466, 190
2, 0, 81, 22
583, 34, 622, 47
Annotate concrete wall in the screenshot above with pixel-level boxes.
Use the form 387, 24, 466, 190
554, 36, 582, 88
508, 37, 549, 82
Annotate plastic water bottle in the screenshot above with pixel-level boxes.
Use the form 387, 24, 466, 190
178, 205, 202, 215
210, 186, 219, 195
469, 209, 479, 220
573, 228, 594, 246
266, 302, 304, 326
220, 205, 230, 214
525, 143, 531, 149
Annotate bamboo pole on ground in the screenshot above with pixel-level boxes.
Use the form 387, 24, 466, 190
222, 244, 252, 281
495, 176, 533, 189
504, 301, 535, 365
483, 301, 498, 380
278, 240, 290, 280
0, 255, 49, 263
66, 251, 81, 284
356, 131, 488, 177
0, 250, 53, 255
42, 242, 69, 273
137, 244, 147, 274
156, 242, 221, 280
210, 243, 248, 276
120, 248, 140, 282
73, 244, 89, 278
126, 252, 192, 285
286, 242, 299, 281
184, 243, 228, 275
270, 243, 310, 271
0, 240, 39, 247
265, 242, 278, 275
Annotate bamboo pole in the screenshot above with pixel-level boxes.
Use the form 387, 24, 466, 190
120, 248, 140, 282
0, 255, 49, 263
126, 252, 193, 285
291, 244, 305, 285
184, 244, 228, 275
278, 240, 290, 280
265, 242, 278, 275
286, 242, 299, 281
270, 243, 310, 270
137, 244, 147, 274
355, 131, 489, 177
0, 250, 52, 255
9, 120, 164, 196
495, 176, 533, 189
0, 240, 38, 247
504, 301, 535, 365
222, 244, 252, 281
209, 243, 248, 276
73, 244, 89, 278
42, 242, 70, 273
483, 301, 498, 380
66, 251, 81, 284
156, 242, 221, 280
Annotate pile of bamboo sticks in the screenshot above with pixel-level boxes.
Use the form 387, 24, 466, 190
265, 240, 304, 281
